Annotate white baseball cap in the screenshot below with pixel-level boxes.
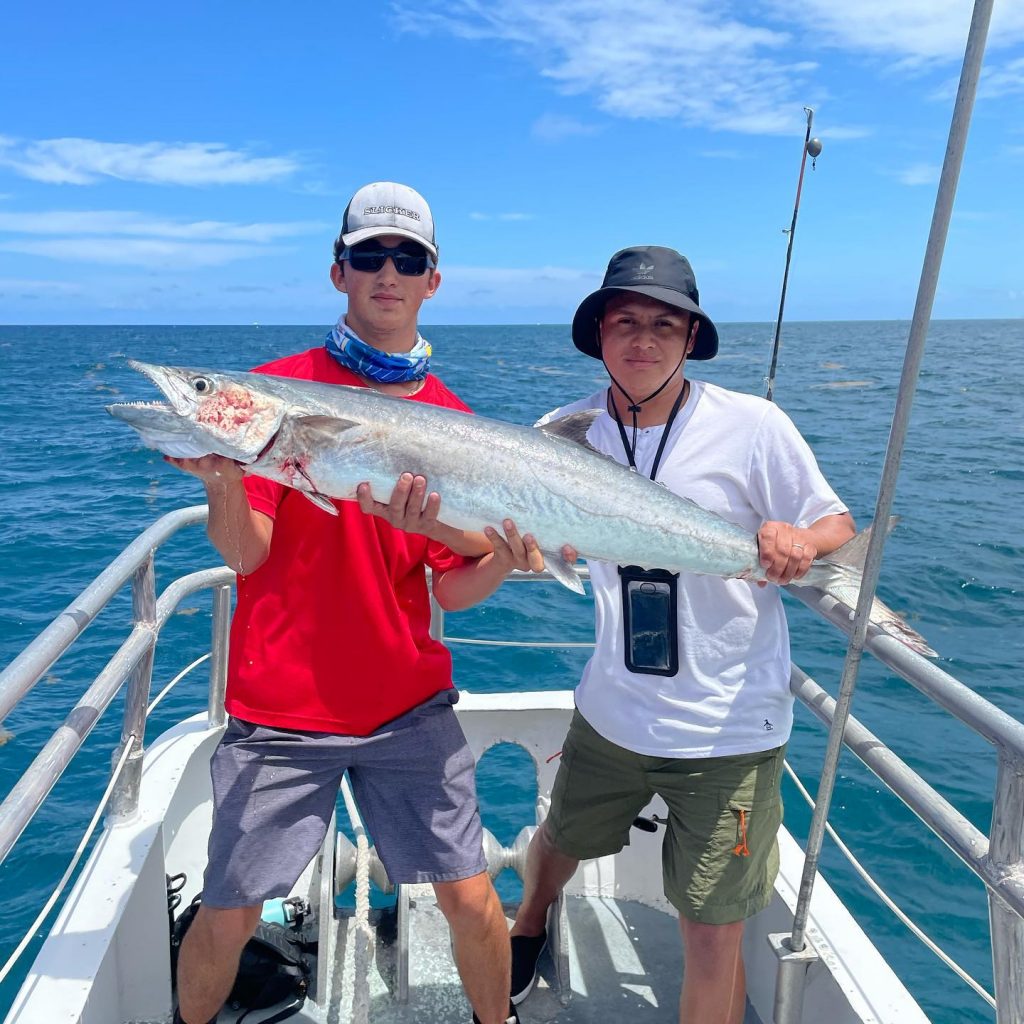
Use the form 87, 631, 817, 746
339, 181, 438, 259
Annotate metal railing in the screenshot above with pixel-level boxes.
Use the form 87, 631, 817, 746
0, 505, 228, 860
0, 508, 1021, 1022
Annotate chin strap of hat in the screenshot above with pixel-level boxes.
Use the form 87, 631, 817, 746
601, 324, 689, 481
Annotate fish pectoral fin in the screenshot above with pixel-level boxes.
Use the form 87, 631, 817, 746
543, 552, 586, 595
300, 490, 339, 516
537, 410, 611, 458
292, 414, 361, 443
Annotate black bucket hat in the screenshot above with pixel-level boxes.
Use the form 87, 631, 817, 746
572, 245, 719, 361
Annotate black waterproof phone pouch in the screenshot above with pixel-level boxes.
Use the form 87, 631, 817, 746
618, 565, 679, 677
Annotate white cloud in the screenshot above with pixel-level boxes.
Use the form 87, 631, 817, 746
0, 237, 270, 268
397, 1, 1023, 139
0, 210, 326, 269
931, 54, 1024, 101
397, 1, 817, 135
897, 163, 941, 186
0, 137, 299, 186
531, 113, 600, 141
0, 210, 326, 242
979, 56, 1024, 98
767, 0, 1024, 63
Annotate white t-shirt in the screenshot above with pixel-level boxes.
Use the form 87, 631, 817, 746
537, 379, 848, 758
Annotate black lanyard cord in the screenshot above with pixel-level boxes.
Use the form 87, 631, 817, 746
604, 345, 688, 467
609, 368, 689, 482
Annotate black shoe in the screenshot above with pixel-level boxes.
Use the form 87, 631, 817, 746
510, 929, 547, 1005
472, 1000, 520, 1023
173, 1009, 218, 1024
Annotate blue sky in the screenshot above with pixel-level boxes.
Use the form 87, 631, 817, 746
1, 1, 1022, 325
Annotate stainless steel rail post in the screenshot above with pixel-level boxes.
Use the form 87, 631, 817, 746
428, 593, 444, 641
208, 584, 231, 728
108, 553, 157, 824
771, 1, 995, 1020
989, 754, 1024, 1021
0, 505, 208, 723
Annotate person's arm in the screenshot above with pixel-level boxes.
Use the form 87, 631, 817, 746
757, 511, 856, 585
432, 521, 555, 611
164, 455, 274, 574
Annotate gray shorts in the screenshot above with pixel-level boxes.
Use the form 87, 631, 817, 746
202, 689, 487, 908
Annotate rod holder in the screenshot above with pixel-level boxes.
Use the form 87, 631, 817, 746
769, 932, 820, 1024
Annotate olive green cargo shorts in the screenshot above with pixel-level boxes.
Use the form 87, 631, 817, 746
546, 710, 785, 925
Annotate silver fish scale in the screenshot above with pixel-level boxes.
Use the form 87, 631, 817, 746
250, 379, 761, 578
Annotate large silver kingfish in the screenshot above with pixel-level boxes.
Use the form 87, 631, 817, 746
108, 360, 935, 656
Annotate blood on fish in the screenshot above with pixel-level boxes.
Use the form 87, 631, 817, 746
280, 454, 311, 487
196, 388, 258, 430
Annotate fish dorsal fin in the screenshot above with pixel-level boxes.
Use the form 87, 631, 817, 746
821, 516, 900, 569
537, 409, 606, 456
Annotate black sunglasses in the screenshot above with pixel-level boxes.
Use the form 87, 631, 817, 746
339, 241, 436, 276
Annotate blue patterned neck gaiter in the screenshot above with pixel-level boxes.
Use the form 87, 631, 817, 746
324, 316, 431, 383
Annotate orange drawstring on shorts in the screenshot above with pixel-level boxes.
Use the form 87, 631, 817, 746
733, 809, 750, 857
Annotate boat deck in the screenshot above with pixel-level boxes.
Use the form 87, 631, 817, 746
216, 892, 761, 1023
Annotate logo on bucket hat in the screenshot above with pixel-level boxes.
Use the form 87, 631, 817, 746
572, 246, 718, 361
339, 182, 438, 259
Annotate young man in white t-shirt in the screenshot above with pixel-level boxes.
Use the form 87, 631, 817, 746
509, 246, 856, 1024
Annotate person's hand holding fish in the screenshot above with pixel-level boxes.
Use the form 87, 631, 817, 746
355, 472, 446, 539
356, 472, 557, 574
164, 453, 245, 486
756, 520, 816, 586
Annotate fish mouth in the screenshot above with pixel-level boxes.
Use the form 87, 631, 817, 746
106, 398, 175, 422
109, 359, 288, 464
123, 359, 202, 415
107, 360, 201, 425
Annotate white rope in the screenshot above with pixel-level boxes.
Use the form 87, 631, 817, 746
341, 776, 373, 1024
0, 736, 137, 986
783, 760, 996, 1009
147, 652, 211, 715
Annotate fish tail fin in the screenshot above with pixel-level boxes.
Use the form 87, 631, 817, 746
802, 519, 937, 658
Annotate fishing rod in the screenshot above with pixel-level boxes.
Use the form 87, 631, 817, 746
764, 107, 822, 403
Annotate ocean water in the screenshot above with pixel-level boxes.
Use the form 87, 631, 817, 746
0, 320, 1020, 1022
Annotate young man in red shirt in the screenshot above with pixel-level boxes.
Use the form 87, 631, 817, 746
168, 182, 534, 1024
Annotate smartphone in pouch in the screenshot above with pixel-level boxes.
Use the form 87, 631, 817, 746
618, 565, 680, 677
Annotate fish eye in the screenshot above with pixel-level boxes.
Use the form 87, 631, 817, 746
192, 376, 214, 394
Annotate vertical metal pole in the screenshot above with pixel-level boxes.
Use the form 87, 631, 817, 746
772, 2, 994, 1020
108, 553, 156, 824
765, 107, 815, 404
989, 754, 1024, 1023
208, 584, 231, 728
428, 593, 445, 642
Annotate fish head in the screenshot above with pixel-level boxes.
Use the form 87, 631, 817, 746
107, 360, 287, 463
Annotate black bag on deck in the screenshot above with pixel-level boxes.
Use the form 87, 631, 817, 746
166, 880, 315, 1024
229, 919, 313, 1022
